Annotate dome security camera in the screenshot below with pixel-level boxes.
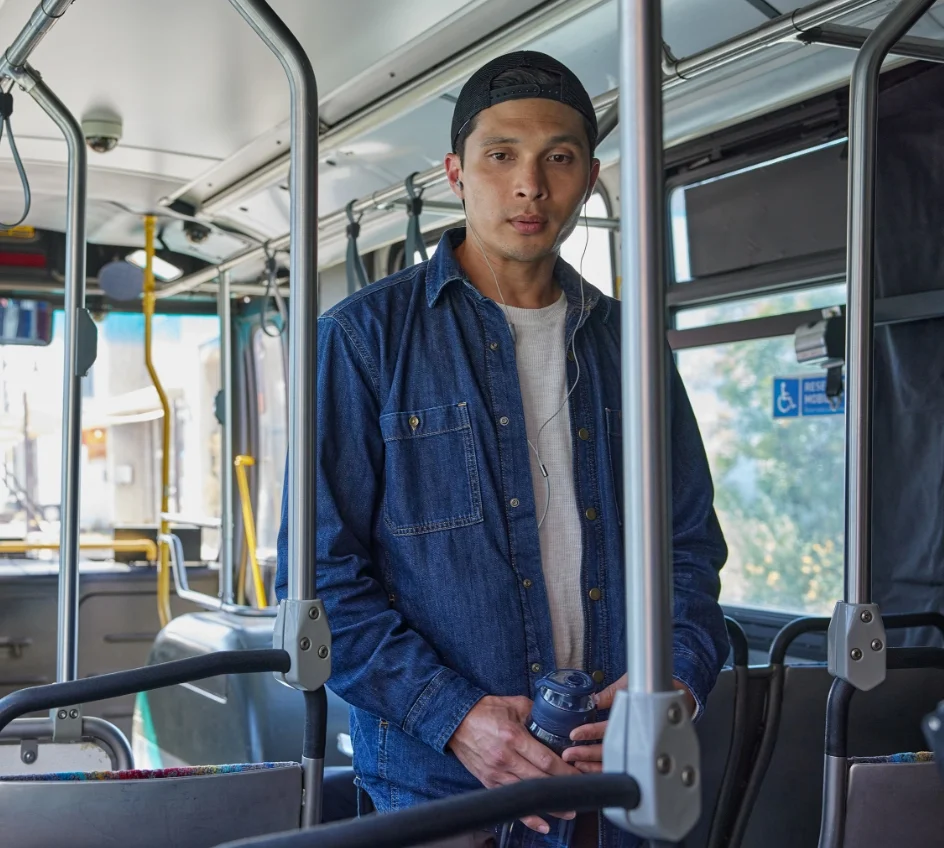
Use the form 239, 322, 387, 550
183, 220, 212, 245
82, 117, 122, 153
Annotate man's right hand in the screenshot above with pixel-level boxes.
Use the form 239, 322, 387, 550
447, 695, 579, 835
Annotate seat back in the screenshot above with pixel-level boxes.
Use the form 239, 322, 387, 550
0, 762, 302, 848
842, 755, 944, 847
134, 611, 351, 769
742, 666, 944, 848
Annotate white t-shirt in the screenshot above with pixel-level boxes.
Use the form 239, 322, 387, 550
504, 293, 585, 670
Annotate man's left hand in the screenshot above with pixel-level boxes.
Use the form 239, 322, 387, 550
561, 675, 696, 774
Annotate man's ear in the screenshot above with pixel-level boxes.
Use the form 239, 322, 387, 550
585, 158, 602, 202
445, 152, 464, 199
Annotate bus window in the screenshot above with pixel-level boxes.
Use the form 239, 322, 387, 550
0, 310, 221, 561
675, 283, 847, 330
676, 321, 845, 615
559, 190, 614, 298
252, 328, 287, 562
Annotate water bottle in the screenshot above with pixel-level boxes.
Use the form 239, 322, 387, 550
526, 669, 597, 754
499, 670, 598, 848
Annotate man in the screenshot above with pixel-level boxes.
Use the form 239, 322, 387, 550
276, 51, 728, 847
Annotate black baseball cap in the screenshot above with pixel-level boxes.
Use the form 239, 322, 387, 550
451, 51, 598, 154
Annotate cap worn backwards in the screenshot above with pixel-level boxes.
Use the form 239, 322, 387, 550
451, 51, 598, 154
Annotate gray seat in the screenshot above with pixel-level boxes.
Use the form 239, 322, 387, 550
0, 762, 302, 848
134, 611, 351, 769
741, 666, 944, 848
841, 755, 944, 847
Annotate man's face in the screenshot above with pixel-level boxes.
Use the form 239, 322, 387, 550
446, 98, 600, 264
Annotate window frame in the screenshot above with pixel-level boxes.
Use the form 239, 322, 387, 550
247, 320, 288, 566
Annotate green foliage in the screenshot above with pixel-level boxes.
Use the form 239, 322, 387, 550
678, 331, 845, 615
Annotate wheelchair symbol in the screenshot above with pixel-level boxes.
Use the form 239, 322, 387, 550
775, 380, 799, 417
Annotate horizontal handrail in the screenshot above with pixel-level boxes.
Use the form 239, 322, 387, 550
164, 532, 276, 617
0, 649, 290, 735
0, 538, 158, 561
0, 715, 134, 771
161, 512, 223, 530
218, 773, 641, 848
770, 612, 944, 665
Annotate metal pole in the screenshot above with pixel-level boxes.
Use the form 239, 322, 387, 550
843, 0, 935, 606
187, 0, 610, 217
218, 270, 235, 604
190, 0, 879, 218
0, 0, 72, 78
620, 0, 671, 696
596, 99, 620, 148
662, 0, 882, 87
0, 716, 133, 771
801, 23, 944, 62
21, 73, 86, 684
228, 0, 317, 602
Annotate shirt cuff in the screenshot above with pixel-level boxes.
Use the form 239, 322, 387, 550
672, 647, 714, 721
402, 667, 487, 753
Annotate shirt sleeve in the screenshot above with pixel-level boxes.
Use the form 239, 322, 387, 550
275, 313, 486, 753
667, 354, 730, 719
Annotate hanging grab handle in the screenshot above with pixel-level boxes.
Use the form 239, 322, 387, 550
0, 92, 31, 229
345, 200, 369, 294
404, 172, 428, 265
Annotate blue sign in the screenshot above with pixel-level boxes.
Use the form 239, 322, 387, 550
773, 375, 844, 418
773, 378, 800, 418
800, 375, 845, 416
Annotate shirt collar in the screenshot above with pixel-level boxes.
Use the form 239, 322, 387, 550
426, 227, 610, 321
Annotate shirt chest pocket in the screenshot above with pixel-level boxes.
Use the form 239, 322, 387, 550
379, 402, 484, 536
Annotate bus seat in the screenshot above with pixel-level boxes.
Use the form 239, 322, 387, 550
841, 753, 944, 847
322, 765, 359, 823
687, 618, 769, 848
741, 666, 944, 848
0, 761, 302, 848
133, 611, 351, 769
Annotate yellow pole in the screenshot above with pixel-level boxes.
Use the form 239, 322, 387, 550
234, 455, 267, 608
142, 215, 173, 627
0, 538, 159, 560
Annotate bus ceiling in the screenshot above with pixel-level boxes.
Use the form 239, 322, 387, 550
2, 1, 944, 291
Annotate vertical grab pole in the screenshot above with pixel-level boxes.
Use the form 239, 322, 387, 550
227, 0, 317, 604
228, 0, 330, 829
27, 76, 88, 685
603, 1, 700, 842
218, 269, 235, 605
826, 0, 935, 694
620, 0, 671, 705
143, 215, 174, 628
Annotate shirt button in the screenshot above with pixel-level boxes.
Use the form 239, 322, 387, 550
499, 416, 510, 426
567, 350, 576, 362
510, 498, 520, 508
592, 670, 605, 684
489, 342, 499, 351
532, 663, 542, 674
408, 415, 420, 430
578, 427, 590, 441
589, 588, 602, 601
388, 593, 396, 603
523, 578, 533, 589
585, 507, 598, 521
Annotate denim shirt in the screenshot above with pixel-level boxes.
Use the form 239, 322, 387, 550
276, 228, 728, 847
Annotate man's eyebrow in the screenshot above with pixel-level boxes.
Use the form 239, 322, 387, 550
548, 133, 585, 148
479, 136, 520, 146
478, 133, 586, 148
